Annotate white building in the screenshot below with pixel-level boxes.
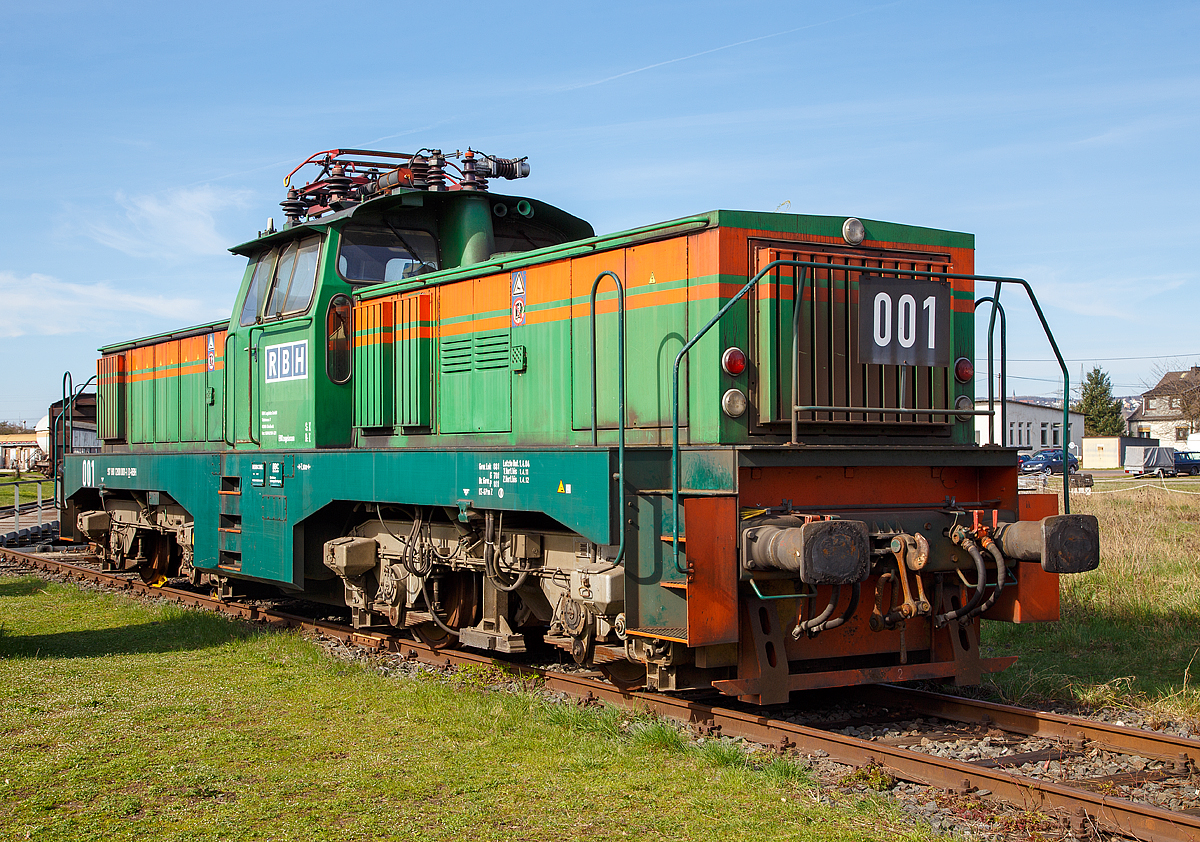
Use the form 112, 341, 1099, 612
973, 399, 1084, 455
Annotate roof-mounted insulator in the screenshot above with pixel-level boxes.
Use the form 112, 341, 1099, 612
425, 150, 447, 192
459, 151, 486, 192
408, 155, 430, 189
280, 187, 306, 226
326, 163, 352, 205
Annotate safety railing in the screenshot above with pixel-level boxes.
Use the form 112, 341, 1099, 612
669, 261, 1072, 571
589, 270, 627, 566
53, 371, 96, 508
0, 478, 51, 532
975, 294, 1008, 445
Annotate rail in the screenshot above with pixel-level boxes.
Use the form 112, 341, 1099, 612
589, 270, 627, 565
8, 545, 1198, 842
669, 263, 1072, 568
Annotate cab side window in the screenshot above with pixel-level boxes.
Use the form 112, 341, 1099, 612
239, 250, 278, 326
265, 235, 322, 321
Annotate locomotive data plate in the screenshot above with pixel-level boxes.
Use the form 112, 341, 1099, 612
857, 276, 951, 367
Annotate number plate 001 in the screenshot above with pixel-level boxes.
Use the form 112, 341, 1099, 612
857, 277, 951, 367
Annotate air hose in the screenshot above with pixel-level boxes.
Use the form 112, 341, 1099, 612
934, 533, 988, 627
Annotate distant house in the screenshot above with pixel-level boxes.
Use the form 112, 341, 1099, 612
973, 399, 1084, 454
1126, 366, 1200, 445
0, 433, 41, 472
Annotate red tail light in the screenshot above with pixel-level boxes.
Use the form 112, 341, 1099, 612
954, 357, 974, 383
722, 347, 747, 376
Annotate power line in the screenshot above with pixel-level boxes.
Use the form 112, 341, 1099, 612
977, 372, 1141, 389
1000, 353, 1200, 363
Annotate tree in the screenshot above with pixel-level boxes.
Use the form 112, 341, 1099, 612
1073, 367, 1126, 436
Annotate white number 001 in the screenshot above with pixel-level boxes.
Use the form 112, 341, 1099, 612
873, 292, 937, 350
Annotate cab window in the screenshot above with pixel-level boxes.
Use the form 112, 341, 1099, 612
265, 236, 321, 319
239, 250, 278, 327
338, 224, 438, 284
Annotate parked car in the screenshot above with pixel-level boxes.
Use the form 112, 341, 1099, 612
1175, 451, 1200, 476
1020, 450, 1079, 474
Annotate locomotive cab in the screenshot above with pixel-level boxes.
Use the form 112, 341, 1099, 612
223, 183, 594, 451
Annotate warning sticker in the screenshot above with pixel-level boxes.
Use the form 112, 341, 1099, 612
511, 270, 527, 327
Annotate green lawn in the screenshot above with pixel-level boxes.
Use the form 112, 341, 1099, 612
0, 480, 54, 509
0, 578, 935, 842
983, 486, 1200, 723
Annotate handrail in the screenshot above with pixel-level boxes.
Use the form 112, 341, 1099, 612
247, 326, 262, 445
671, 259, 816, 572
790, 267, 809, 443
53, 372, 96, 508
985, 280, 1007, 440
589, 270, 627, 566
222, 333, 236, 446
974, 297, 1008, 445
670, 262, 1072, 569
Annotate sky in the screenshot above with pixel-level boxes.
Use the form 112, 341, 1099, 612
2, 0, 1198, 424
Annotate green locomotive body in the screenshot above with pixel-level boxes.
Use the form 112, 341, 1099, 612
64, 149, 1098, 702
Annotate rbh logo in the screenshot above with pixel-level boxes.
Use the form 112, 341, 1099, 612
264, 340, 308, 383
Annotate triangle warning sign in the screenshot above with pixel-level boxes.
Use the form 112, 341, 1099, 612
557, 481, 565, 493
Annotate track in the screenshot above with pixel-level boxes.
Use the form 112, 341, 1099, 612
4, 546, 1198, 841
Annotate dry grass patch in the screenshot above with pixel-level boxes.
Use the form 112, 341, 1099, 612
984, 486, 1200, 723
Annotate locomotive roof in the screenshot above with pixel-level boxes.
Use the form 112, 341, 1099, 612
227, 189, 595, 257
354, 208, 974, 301
99, 202, 973, 353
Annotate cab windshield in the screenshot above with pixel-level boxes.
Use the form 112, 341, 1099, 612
338, 224, 438, 284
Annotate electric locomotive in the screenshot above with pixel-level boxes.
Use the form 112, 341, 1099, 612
63, 148, 1099, 703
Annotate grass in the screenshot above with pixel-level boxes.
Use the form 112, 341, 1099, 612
0, 577, 940, 842
0, 479, 54, 509
983, 485, 1200, 723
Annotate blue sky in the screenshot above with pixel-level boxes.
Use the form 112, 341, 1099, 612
2, 0, 1198, 423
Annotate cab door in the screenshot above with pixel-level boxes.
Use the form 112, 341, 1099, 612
252, 236, 322, 449
228, 250, 277, 446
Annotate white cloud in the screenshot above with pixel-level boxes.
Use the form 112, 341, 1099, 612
0, 271, 221, 338
83, 185, 251, 260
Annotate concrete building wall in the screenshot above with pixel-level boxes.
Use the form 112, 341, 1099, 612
1083, 435, 1159, 469
974, 400, 1084, 455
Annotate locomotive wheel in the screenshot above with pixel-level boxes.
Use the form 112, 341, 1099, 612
412, 571, 478, 650
599, 660, 647, 691
138, 533, 174, 588
412, 623, 455, 650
